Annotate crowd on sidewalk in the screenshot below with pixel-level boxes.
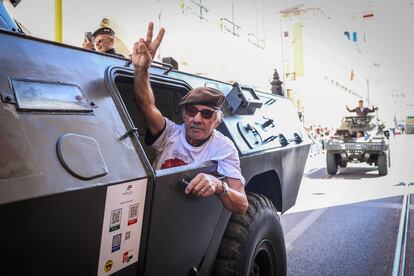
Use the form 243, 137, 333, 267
305, 125, 335, 157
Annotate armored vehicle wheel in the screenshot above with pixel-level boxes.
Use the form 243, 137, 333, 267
339, 161, 348, 168
326, 151, 338, 175
213, 193, 286, 276
378, 153, 388, 176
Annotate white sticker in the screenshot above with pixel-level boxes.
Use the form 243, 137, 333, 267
97, 179, 147, 276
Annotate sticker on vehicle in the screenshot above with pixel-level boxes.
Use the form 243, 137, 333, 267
109, 209, 122, 232
111, 233, 122, 253
97, 179, 147, 276
128, 204, 138, 226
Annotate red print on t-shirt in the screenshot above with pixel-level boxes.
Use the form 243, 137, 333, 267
161, 158, 188, 169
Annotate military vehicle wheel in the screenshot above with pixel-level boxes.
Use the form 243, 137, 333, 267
378, 153, 388, 176
213, 193, 286, 276
326, 152, 338, 175
339, 161, 347, 168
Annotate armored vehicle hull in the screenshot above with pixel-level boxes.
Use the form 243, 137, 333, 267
0, 2, 310, 275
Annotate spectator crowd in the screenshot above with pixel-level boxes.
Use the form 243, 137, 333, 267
305, 125, 335, 157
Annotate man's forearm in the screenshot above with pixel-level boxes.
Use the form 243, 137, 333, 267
133, 68, 165, 134
133, 69, 155, 111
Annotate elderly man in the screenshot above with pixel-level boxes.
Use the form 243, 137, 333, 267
346, 100, 377, 116
131, 22, 248, 214
92, 27, 123, 56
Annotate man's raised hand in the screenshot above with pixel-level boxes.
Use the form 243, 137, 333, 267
132, 22, 165, 71
145, 22, 165, 59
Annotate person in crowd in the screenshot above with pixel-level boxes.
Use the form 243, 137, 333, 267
131, 22, 248, 214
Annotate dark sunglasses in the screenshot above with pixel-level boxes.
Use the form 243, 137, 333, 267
184, 106, 217, 119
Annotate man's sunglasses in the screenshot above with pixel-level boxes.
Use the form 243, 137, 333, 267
184, 106, 217, 119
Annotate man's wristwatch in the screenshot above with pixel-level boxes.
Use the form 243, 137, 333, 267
216, 180, 229, 197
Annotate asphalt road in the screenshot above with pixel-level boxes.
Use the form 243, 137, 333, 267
281, 135, 414, 276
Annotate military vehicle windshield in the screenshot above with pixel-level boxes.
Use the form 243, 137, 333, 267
339, 115, 376, 131
343, 116, 373, 127
334, 115, 383, 142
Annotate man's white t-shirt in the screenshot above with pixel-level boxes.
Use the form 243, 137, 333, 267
149, 118, 245, 183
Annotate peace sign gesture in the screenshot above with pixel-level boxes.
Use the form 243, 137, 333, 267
132, 22, 165, 71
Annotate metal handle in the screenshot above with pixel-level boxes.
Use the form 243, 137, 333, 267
119, 128, 138, 140
181, 179, 190, 186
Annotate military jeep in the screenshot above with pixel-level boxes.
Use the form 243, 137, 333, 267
325, 115, 390, 176
0, 1, 310, 275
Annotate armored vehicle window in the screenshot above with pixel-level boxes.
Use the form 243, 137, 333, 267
12, 79, 92, 112
335, 130, 351, 138
351, 131, 366, 138
114, 75, 187, 163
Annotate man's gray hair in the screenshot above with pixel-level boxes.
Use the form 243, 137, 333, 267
216, 110, 223, 123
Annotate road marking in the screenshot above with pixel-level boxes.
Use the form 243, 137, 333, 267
355, 202, 414, 210
392, 189, 410, 276
323, 174, 332, 179
283, 201, 412, 250
304, 168, 318, 175
284, 208, 327, 247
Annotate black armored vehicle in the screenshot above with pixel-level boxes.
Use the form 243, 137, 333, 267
0, 1, 310, 275
325, 115, 390, 176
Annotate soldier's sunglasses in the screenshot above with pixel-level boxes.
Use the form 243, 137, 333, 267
184, 106, 217, 119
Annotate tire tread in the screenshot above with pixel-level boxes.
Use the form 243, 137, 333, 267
212, 193, 286, 276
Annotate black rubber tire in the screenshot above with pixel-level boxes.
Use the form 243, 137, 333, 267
326, 151, 338, 175
378, 153, 388, 176
213, 193, 286, 276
